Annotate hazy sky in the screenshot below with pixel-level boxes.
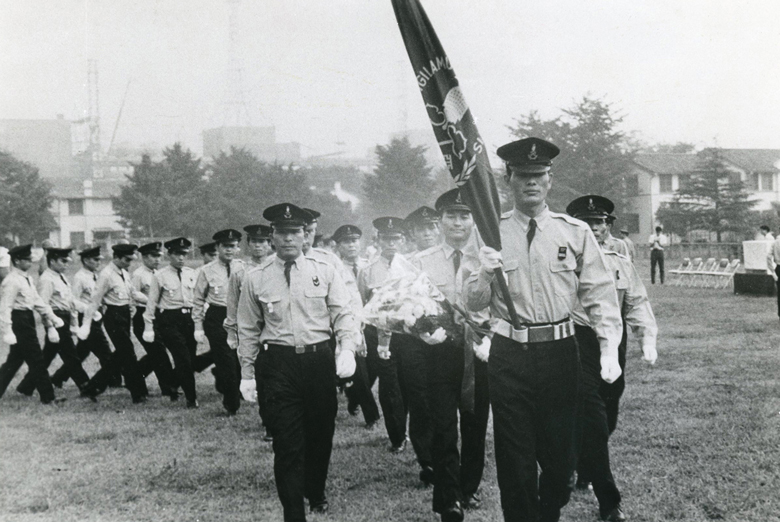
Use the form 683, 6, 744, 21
3, 0, 780, 160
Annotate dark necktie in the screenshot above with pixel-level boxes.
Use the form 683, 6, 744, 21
453, 249, 462, 274
176, 268, 182, 281
284, 261, 294, 286
225, 262, 231, 278
92, 272, 97, 283
527, 218, 537, 248
352, 263, 358, 279
119, 270, 126, 283
60, 274, 68, 286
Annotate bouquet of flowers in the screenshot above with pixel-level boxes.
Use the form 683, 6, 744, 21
362, 256, 463, 344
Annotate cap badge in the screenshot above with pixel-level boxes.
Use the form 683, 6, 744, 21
422, 208, 429, 218
528, 144, 538, 160
283, 206, 292, 219
455, 192, 462, 204
387, 219, 393, 229
312, 275, 320, 287
587, 198, 595, 211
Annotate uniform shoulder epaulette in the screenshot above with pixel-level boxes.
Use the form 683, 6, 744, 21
415, 244, 443, 259
500, 210, 513, 220
549, 210, 587, 228
604, 250, 630, 261
257, 256, 276, 270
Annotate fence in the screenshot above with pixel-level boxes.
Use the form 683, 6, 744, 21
636, 242, 743, 262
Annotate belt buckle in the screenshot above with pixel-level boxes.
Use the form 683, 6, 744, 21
295, 345, 305, 354
182, 308, 187, 314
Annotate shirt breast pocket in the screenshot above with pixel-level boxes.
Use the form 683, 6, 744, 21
550, 258, 577, 297
259, 295, 282, 320
211, 285, 224, 297
304, 286, 329, 318
503, 259, 522, 296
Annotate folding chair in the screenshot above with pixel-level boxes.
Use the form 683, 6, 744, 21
691, 258, 716, 287
669, 258, 691, 286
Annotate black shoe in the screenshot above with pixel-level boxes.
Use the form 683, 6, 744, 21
263, 427, 273, 442
364, 419, 379, 430
51, 377, 63, 389
132, 396, 147, 404
602, 505, 626, 522
419, 465, 435, 486
211, 368, 224, 395
166, 389, 181, 402
347, 403, 359, 416
389, 438, 407, 454
16, 387, 33, 397
463, 492, 481, 510
79, 387, 98, 403
310, 499, 329, 514
575, 475, 591, 490
441, 501, 464, 522
42, 397, 68, 405
187, 399, 199, 409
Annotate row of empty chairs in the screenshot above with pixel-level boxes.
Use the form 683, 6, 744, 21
668, 257, 741, 289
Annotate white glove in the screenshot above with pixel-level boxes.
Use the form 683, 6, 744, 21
47, 326, 60, 343
142, 328, 155, 343
420, 327, 447, 345
51, 315, 65, 329
479, 246, 502, 273
473, 336, 491, 362
3, 331, 17, 345
377, 341, 391, 360
240, 379, 258, 402
600, 356, 622, 384
642, 339, 658, 365
226, 331, 238, 350
336, 350, 356, 379
93, 311, 102, 322
194, 329, 206, 344
77, 324, 91, 341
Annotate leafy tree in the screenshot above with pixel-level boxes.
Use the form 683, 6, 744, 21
363, 136, 435, 219
0, 150, 55, 242
656, 148, 758, 242
508, 95, 635, 212
113, 143, 206, 238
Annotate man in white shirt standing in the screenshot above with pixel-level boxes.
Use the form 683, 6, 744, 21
648, 226, 669, 284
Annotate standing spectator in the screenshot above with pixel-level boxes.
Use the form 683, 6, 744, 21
648, 226, 668, 284
755, 224, 774, 242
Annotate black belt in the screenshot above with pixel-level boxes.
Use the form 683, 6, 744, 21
161, 307, 192, 314
266, 340, 330, 354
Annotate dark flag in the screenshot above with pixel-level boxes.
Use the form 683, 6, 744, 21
392, 0, 521, 327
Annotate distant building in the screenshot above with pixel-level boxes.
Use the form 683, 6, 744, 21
49, 178, 125, 248
202, 126, 300, 164
0, 115, 73, 178
628, 150, 780, 240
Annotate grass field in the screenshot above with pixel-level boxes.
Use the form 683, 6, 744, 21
1, 261, 780, 522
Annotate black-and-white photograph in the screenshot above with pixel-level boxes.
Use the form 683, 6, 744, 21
1, 1, 779, 521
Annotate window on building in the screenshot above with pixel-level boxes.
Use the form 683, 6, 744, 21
623, 213, 640, 234
69, 232, 85, 248
659, 174, 673, 194
68, 199, 84, 215
625, 175, 639, 196
678, 174, 691, 189
747, 173, 759, 191
760, 172, 774, 192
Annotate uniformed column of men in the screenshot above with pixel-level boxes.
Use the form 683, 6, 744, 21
0, 136, 659, 522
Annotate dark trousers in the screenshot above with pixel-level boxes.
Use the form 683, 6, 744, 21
460, 357, 490, 499
650, 249, 664, 284
574, 325, 621, 517
395, 334, 433, 468
17, 311, 90, 395
51, 314, 114, 387
489, 334, 580, 522
86, 305, 148, 400
364, 325, 407, 447
0, 311, 55, 403
775, 266, 780, 317
263, 344, 338, 522
133, 307, 177, 395
255, 349, 269, 427
599, 327, 628, 434
345, 353, 380, 425
204, 306, 241, 413
157, 309, 198, 403
426, 340, 464, 513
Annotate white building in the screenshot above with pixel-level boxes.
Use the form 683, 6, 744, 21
627, 150, 780, 240
49, 178, 126, 248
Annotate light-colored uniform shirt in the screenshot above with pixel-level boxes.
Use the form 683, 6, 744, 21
0, 267, 56, 331
649, 233, 669, 250
237, 254, 359, 379
573, 250, 657, 352
193, 259, 244, 329
131, 265, 157, 306
464, 206, 623, 359
620, 236, 636, 263
224, 258, 264, 345
0, 247, 10, 269
143, 265, 197, 327
38, 269, 79, 325
73, 268, 99, 315
93, 263, 135, 307
604, 234, 630, 258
